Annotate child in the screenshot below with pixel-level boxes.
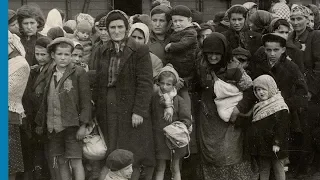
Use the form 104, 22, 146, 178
165, 5, 198, 111
99, 149, 134, 180
69, 20, 93, 65
249, 74, 290, 180
152, 64, 192, 180
214, 47, 253, 122
72, 42, 89, 72
35, 37, 92, 180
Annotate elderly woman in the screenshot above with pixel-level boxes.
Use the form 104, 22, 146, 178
93, 10, 155, 180
287, 5, 320, 177
222, 5, 262, 56
8, 31, 30, 180
197, 32, 253, 180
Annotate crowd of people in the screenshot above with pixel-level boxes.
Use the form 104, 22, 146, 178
8, 0, 320, 180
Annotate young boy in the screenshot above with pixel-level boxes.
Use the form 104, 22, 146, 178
72, 42, 89, 72
152, 64, 191, 180
35, 37, 92, 180
165, 5, 198, 111
100, 149, 134, 180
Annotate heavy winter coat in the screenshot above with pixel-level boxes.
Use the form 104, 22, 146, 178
166, 26, 198, 78
222, 28, 262, 56
93, 38, 155, 167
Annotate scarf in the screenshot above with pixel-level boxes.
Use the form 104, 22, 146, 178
40, 8, 64, 36
253, 93, 288, 122
104, 171, 127, 180
158, 87, 177, 108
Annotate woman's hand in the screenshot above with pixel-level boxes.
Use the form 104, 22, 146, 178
163, 107, 173, 122
132, 113, 143, 128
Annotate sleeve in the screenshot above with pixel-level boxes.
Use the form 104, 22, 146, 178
273, 110, 290, 147
237, 70, 253, 91
236, 87, 256, 113
177, 96, 192, 128
132, 45, 154, 118
168, 29, 197, 52
78, 68, 92, 124
307, 31, 320, 95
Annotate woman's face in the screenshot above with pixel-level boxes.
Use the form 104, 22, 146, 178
206, 52, 222, 65
131, 29, 145, 45
21, 17, 38, 36
108, 19, 126, 42
230, 13, 245, 32
151, 13, 168, 35
290, 15, 308, 32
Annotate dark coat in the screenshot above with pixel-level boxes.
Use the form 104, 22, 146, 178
248, 109, 290, 159
287, 28, 320, 99
20, 33, 44, 66
151, 92, 191, 160
166, 26, 198, 78
93, 38, 155, 167
214, 23, 229, 33
222, 28, 262, 56
148, 31, 169, 64
35, 64, 92, 129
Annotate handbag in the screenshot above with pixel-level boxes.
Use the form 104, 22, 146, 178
83, 118, 107, 160
163, 121, 190, 150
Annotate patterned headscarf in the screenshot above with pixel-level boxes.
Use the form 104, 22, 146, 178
290, 5, 310, 18
271, 2, 291, 21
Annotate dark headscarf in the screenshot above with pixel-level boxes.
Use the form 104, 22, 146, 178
249, 10, 274, 34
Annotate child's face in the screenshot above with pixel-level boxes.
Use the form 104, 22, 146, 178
131, 29, 145, 45
159, 77, 175, 94
71, 48, 83, 63
264, 42, 286, 66
273, 25, 290, 40
230, 13, 245, 32
35, 46, 51, 66
119, 164, 133, 179
51, 46, 73, 68
172, 15, 192, 32
99, 27, 110, 42
77, 31, 91, 41
206, 52, 222, 65
255, 87, 269, 101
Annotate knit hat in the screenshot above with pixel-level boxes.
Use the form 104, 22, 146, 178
9, 9, 17, 24
202, 32, 228, 55
47, 37, 74, 53
128, 23, 150, 44
47, 27, 65, 40
262, 33, 286, 47
98, 16, 108, 28
105, 10, 129, 30
171, 5, 192, 18
232, 47, 251, 59
191, 9, 203, 24
290, 5, 310, 18
106, 149, 134, 172
253, 74, 279, 98
76, 21, 92, 33
35, 36, 52, 48
156, 63, 180, 82
75, 13, 94, 27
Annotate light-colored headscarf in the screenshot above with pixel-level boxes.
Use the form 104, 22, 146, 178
40, 8, 64, 36
271, 1, 291, 21
128, 22, 150, 44
243, 2, 257, 10
252, 75, 289, 122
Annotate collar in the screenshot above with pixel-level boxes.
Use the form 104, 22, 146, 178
293, 28, 310, 43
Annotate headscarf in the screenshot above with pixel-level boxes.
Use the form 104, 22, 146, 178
290, 5, 310, 18
249, 10, 274, 34
271, 1, 291, 21
40, 8, 64, 36
243, 2, 257, 10
252, 75, 289, 122
128, 23, 150, 44
105, 10, 129, 30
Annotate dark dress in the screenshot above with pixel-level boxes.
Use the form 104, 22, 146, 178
151, 92, 191, 160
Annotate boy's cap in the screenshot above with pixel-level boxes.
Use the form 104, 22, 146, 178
9, 9, 17, 24
76, 21, 92, 33
262, 33, 286, 46
35, 36, 53, 49
106, 149, 134, 171
232, 47, 251, 60
73, 41, 84, 49
47, 37, 74, 52
171, 5, 192, 18
156, 63, 180, 82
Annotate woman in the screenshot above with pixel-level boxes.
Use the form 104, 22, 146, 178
39, 8, 65, 36
197, 32, 252, 180
287, 5, 320, 177
249, 10, 274, 34
8, 31, 30, 180
222, 5, 262, 56
94, 10, 155, 180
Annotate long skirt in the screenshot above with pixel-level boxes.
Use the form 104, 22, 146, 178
9, 123, 24, 174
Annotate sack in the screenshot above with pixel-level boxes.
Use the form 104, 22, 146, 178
83, 118, 107, 160
214, 79, 243, 122
163, 121, 190, 149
